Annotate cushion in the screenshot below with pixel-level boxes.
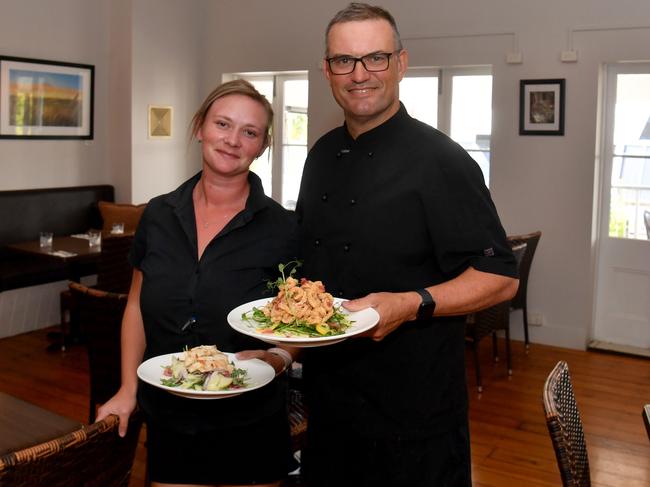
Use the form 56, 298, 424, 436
98, 201, 146, 233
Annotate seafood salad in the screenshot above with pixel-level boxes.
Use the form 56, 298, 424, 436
242, 262, 353, 337
160, 345, 247, 391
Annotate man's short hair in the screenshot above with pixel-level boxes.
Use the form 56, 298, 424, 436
324, 2, 403, 56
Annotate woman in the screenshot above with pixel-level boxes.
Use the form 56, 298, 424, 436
97, 80, 298, 487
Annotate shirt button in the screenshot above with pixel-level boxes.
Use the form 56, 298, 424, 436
368, 151, 374, 157
350, 198, 356, 205
315, 239, 321, 246
343, 244, 351, 252
321, 193, 328, 201
337, 290, 344, 297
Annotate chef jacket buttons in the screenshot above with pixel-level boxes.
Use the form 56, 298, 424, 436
343, 244, 351, 252
350, 198, 356, 205
314, 239, 321, 246
368, 151, 374, 157
321, 193, 328, 201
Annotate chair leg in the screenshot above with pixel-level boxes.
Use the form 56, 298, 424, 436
472, 343, 482, 393
492, 332, 499, 362
506, 325, 512, 376
59, 294, 68, 352
523, 302, 530, 350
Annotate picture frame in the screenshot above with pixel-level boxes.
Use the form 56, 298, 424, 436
0, 56, 94, 139
148, 105, 172, 139
519, 78, 565, 136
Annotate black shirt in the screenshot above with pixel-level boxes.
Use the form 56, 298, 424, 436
296, 105, 517, 439
132, 171, 298, 434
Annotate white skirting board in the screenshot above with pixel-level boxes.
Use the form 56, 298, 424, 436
0, 276, 97, 339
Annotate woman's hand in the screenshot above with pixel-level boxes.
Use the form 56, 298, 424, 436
235, 349, 289, 375
95, 386, 138, 437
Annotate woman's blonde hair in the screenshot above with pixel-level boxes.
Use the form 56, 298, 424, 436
189, 79, 273, 149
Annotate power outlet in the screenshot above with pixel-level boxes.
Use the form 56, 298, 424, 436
561, 50, 578, 62
506, 52, 523, 64
528, 312, 544, 326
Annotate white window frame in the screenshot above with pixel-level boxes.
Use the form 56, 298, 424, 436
402, 65, 492, 185
223, 71, 308, 207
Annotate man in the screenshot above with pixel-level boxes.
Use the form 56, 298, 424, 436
295, 3, 519, 486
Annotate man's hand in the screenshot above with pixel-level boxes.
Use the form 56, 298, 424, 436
343, 291, 420, 341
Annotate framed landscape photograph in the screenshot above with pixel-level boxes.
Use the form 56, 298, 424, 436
519, 79, 565, 135
0, 56, 94, 139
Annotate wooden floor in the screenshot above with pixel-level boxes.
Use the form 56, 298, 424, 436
0, 326, 648, 486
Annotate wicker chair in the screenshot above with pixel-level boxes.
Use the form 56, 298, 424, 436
507, 230, 542, 349
543, 361, 591, 487
58, 234, 134, 351
69, 281, 127, 423
465, 243, 526, 392
643, 404, 650, 442
0, 412, 143, 487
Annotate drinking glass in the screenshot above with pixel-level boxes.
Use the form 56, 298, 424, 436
111, 222, 125, 234
39, 231, 53, 249
88, 230, 102, 249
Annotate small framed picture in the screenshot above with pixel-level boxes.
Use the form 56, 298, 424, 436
519, 79, 565, 136
0, 56, 94, 139
148, 105, 172, 138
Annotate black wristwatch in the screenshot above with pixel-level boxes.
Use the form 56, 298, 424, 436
414, 288, 436, 320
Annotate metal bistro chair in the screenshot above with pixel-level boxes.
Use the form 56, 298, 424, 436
69, 281, 127, 423
507, 230, 542, 349
465, 242, 526, 392
0, 413, 143, 487
643, 404, 650, 442
543, 361, 591, 487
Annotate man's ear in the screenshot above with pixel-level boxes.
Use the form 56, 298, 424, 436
323, 58, 332, 83
396, 49, 409, 81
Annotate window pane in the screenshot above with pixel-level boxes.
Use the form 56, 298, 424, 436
250, 148, 272, 195
400, 77, 437, 128
282, 145, 307, 209
450, 75, 492, 150
451, 75, 492, 185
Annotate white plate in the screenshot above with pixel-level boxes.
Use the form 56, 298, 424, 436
227, 297, 379, 347
136, 352, 275, 400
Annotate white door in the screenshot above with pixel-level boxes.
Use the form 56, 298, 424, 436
592, 63, 650, 352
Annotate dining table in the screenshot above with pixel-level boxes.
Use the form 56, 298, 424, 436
7, 235, 102, 350
0, 391, 81, 457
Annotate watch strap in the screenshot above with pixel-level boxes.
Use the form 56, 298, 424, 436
414, 288, 435, 319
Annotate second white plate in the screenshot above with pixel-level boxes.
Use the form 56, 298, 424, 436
137, 351, 275, 400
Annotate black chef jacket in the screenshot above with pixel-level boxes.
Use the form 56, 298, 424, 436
132, 171, 299, 434
295, 104, 517, 440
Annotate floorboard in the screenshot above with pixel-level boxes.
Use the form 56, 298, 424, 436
0, 326, 648, 486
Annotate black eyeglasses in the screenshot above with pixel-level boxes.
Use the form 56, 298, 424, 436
325, 51, 400, 75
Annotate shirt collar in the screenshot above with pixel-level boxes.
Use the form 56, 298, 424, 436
343, 102, 410, 147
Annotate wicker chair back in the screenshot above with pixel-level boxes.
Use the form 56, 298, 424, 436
543, 360, 591, 487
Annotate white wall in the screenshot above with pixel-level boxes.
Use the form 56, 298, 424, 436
203, 0, 650, 350
130, 0, 205, 204
0, 0, 112, 191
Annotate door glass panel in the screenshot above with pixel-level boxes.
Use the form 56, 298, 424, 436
609, 73, 650, 240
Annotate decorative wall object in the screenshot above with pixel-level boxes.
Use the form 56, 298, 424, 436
0, 56, 94, 139
519, 79, 565, 135
148, 105, 172, 138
